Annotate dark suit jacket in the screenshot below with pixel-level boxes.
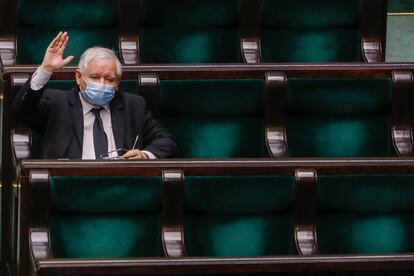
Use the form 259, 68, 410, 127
12, 79, 177, 159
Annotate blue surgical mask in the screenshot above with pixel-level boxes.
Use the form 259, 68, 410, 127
80, 75, 116, 106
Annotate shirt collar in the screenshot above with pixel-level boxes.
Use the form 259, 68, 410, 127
78, 90, 110, 115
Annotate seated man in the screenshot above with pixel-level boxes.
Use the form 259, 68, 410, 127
12, 32, 176, 159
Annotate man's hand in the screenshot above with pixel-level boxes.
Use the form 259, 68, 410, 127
40, 31, 74, 73
122, 149, 149, 160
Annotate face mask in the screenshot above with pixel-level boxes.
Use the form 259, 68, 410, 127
80, 75, 116, 106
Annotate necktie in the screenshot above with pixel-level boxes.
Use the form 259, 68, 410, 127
91, 108, 108, 159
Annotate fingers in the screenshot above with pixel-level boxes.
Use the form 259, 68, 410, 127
62, 55, 75, 66
48, 31, 63, 49
57, 34, 70, 54
122, 150, 149, 160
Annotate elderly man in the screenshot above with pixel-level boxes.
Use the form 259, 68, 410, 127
12, 32, 176, 159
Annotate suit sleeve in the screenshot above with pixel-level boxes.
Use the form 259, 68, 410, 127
141, 102, 177, 158
11, 78, 52, 132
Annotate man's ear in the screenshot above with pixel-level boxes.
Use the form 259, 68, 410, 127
75, 69, 82, 86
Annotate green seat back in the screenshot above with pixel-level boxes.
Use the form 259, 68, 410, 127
17, 0, 118, 64
261, 0, 362, 62
138, 0, 241, 63
50, 176, 162, 258
184, 175, 296, 256
286, 78, 393, 157
153, 79, 267, 158
317, 175, 414, 254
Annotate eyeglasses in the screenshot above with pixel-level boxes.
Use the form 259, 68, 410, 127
100, 148, 128, 160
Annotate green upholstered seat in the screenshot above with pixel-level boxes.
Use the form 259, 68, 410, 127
285, 78, 394, 157
261, 0, 363, 62
138, 0, 242, 63
154, 79, 267, 158
17, 0, 118, 64
184, 175, 296, 256
50, 176, 162, 258
317, 175, 414, 254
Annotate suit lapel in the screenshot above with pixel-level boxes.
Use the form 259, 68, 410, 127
68, 87, 84, 153
110, 93, 125, 149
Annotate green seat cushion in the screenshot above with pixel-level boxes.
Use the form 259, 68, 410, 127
262, 0, 361, 28
317, 175, 414, 254
18, 0, 117, 27
51, 214, 162, 258
17, 27, 118, 64
139, 0, 240, 27
317, 175, 414, 212
262, 29, 361, 62
161, 116, 266, 158
153, 79, 266, 158
138, 0, 241, 63
140, 28, 241, 63
285, 78, 393, 157
261, 0, 362, 62
286, 78, 392, 114
287, 115, 393, 157
17, 0, 118, 64
318, 214, 414, 254
50, 176, 162, 258
184, 176, 295, 256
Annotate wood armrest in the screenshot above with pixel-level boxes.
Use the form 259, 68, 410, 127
240, 0, 262, 63
138, 73, 160, 117
30, 227, 52, 260
361, 0, 387, 62
119, 0, 140, 64
11, 127, 31, 163
392, 71, 414, 156
294, 169, 318, 256
162, 170, 186, 257
265, 72, 288, 157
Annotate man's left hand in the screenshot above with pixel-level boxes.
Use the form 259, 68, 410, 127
122, 149, 149, 160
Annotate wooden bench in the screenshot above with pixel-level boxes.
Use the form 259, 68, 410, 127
17, 158, 414, 275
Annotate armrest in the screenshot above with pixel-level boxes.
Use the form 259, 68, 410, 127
30, 227, 52, 260
265, 72, 288, 157
119, 0, 140, 64
294, 169, 318, 256
240, 0, 262, 63
361, 0, 387, 62
0, 0, 17, 65
11, 127, 31, 164
138, 73, 160, 117
162, 169, 186, 257
391, 71, 414, 156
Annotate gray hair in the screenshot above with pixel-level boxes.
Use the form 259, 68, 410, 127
78, 47, 122, 77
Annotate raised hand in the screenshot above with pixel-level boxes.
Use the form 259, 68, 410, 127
40, 31, 74, 73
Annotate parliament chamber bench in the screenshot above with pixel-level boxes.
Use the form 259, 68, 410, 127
15, 158, 414, 275
3, 63, 414, 162
0, 0, 387, 66
2, 63, 414, 275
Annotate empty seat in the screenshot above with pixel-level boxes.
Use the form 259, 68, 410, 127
149, 78, 268, 157
49, 175, 162, 258
184, 175, 296, 256
138, 0, 242, 63
17, 0, 118, 64
317, 174, 414, 254
285, 77, 393, 157
261, 0, 376, 62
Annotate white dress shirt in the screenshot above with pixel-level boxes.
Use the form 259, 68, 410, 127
30, 67, 156, 159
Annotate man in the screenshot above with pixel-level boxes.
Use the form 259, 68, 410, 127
12, 32, 176, 159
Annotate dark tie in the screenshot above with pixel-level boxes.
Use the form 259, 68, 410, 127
91, 108, 108, 159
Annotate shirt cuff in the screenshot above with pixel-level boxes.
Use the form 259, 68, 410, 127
141, 150, 157, 160
30, 66, 53, 91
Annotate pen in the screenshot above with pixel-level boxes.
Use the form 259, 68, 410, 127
132, 134, 139, 150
